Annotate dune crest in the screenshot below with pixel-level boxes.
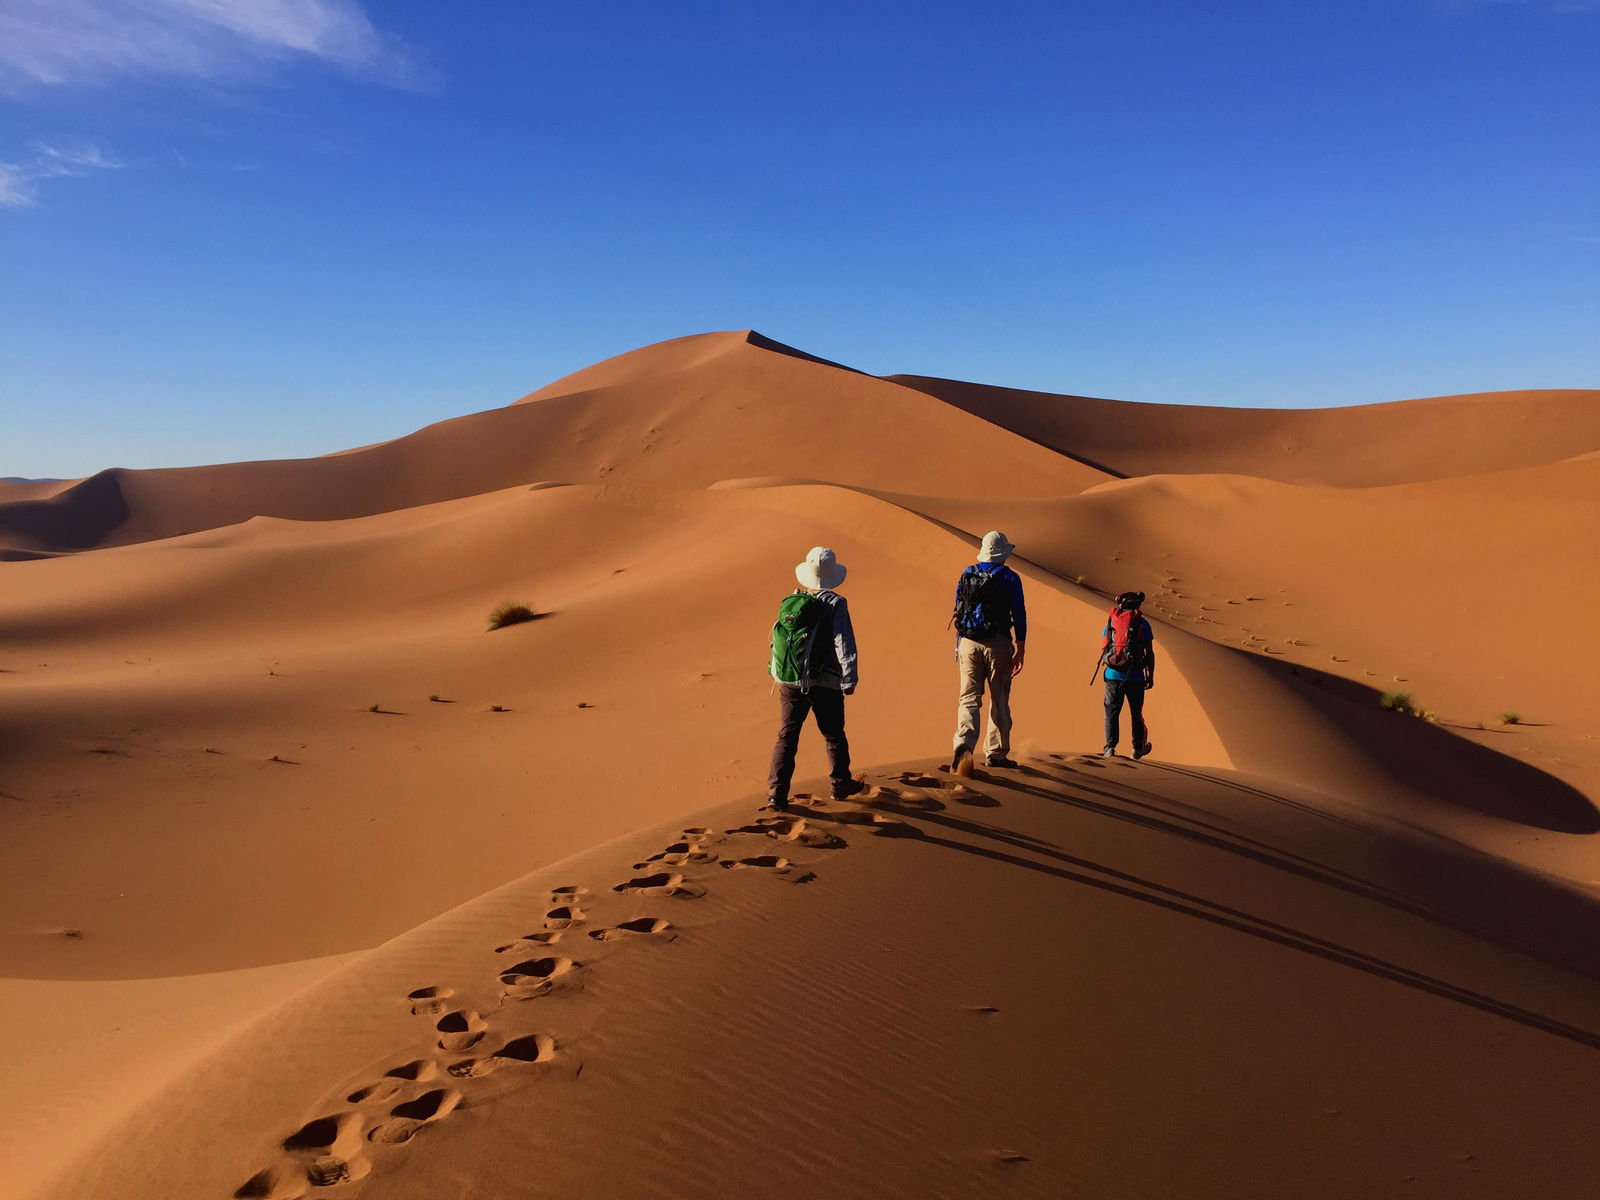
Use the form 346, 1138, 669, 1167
4, 330, 1598, 1198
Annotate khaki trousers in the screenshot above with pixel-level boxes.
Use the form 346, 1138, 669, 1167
954, 636, 1014, 760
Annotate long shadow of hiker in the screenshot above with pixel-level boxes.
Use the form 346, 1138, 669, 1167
1002, 759, 1600, 981
846, 787, 1600, 1050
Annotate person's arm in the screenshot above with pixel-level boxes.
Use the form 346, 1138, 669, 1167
832, 596, 859, 693
1008, 569, 1027, 676
1143, 619, 1156, 688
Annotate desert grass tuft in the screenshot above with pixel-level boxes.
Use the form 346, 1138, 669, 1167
1500, 710, 1522, 725
487, 601, 538, 631
1379, 690, 1415, 715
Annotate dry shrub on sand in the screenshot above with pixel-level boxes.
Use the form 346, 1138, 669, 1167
1501, 710, 1522, 725
1380, 691, 1435, 720
487, 601, 537, 631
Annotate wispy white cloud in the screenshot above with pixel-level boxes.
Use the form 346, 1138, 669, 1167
0, 0, 417, 93
0, 140, 123, 208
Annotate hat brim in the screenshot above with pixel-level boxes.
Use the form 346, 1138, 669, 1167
978, 544, 1014, 563
796, 562, 847, 589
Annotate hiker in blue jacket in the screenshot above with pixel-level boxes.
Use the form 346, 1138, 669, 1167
950, 531, 1027, 774
1099, 590, 1154, 759
766, 547, 864, 812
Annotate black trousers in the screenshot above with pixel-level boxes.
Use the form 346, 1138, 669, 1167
1103, 677, 1148, 751
768, 685, 852, 802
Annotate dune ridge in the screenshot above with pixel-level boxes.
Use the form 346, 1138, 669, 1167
3, 330, 1597, 1198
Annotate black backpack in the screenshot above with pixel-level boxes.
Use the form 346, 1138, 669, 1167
951, 566, 1011, 639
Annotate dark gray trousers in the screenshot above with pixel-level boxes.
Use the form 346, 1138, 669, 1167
1103, 677, 1148, 751
768, 685, 851, 802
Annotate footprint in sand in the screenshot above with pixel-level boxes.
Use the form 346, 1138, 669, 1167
812, 807, 879, 826
896, 772, 945, 788
235, 1164, 310, 1199
283, 1112, 365, 1157
544, 905, 587, 930
407, 985, 455, 1016
305, 1152, 372, 1186
367, 1088, 462, 1145
589, 916, 674, 942
262, 1112, 373, 1191
679, 826, 716, 841
499, 955, 579, 999
548, 885, 589, 905
636, 840, 720, 867
720, 854, 792, 873
879, 789, 946, 812
496, 931, 564, 954
347, 1080, 404, 1105
612, 871, 706, 899
865, 813, 919, 838
385, 1058, 439, 1082
435, 1010, 488, 1052
795, 828, 848, 849
950, 785, 1000, 808
727, 815, 806, 840
447, 1033, 557, 1078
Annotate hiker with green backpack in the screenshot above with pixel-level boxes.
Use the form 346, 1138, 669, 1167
766, 546, 864, 812
949, 531, 1027, 775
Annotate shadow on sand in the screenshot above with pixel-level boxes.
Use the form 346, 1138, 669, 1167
1269, 662, 1599, 834
832, 785, 1600, 1050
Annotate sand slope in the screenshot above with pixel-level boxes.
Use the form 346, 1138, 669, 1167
34, 762, 1600, 1200
888, 374, 1600, 486
3, 331, 1597, 1198
0, 332, 1099, 557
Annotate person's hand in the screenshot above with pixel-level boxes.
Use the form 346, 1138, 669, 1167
843, 686, 856, 696
1143, 672, 1154, 690
1010, 644, 1025, 677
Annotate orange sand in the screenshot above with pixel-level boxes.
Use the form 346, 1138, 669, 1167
2, 331, 1596, 1198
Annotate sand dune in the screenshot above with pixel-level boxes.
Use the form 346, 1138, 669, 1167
33, 763, 1600, 1200
889, 374, 1600, 486
3, 331, 1597, 1198
0, 332, 1097, 557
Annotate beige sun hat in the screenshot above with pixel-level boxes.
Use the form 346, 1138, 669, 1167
978, 531, 1015, 563
796, 546, 847, 590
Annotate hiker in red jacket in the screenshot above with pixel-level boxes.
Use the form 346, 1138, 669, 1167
1098, 590, 1154, 759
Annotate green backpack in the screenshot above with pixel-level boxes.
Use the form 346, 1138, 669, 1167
770, 590, 827, 687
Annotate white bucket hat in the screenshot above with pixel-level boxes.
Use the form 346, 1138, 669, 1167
796, 546, 847, 590
978, 531, 1015, 563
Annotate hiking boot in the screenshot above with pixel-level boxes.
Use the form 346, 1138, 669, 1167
951, 744, 975, 777
762, 798, 789, 813
831, 778, 867, 801
984, 755, 1019, 769
1133, 742, 1153, 761
1101, 747, 1117, 758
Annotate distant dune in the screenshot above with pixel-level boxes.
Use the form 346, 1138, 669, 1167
3, 332, 1597, 1199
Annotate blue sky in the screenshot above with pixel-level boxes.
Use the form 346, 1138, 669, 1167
3, 0, 1597, 477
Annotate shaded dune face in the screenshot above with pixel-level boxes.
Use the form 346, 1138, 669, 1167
0, 469, 129, 558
